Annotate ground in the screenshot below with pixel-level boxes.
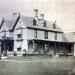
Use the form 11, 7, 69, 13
0, 56, 75, 75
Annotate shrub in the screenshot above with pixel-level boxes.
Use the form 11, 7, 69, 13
3, 51, 7, 56
22, 53, 26, 56
13, 51, 17, 56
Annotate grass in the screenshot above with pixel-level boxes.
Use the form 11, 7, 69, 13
0, 56, 75, 75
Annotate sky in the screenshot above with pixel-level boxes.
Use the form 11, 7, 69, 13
0, 0, 75, 32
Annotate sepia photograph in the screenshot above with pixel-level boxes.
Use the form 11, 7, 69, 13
0, 0, 75, 75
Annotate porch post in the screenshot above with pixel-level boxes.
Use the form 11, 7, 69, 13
32, 41, 35, 52
54, 43, 56, 55
71, 44, 74, 55
74, 43, 75, 56
27, 40, 29, 52
63, 43, 65, 55
48, 42, 49, 52
63, 43, 67, 56
58, 43, 60, 55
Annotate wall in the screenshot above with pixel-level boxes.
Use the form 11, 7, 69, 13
48, 32, 55, 41
64, 33, 74, 42
6, 31, 13, 37
26, 29, 63, 41
14, 28, 63, 52
57, 33, 63, 41
14, 29, 28, 51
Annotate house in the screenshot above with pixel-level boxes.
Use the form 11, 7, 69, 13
64, 32, 75, 56
0, 9, 74, 56
12, 9, 74, 56
0, 17, 14, 54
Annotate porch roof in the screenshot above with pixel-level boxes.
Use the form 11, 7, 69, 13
27, 39, 74, 44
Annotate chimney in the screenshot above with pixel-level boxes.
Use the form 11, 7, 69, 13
53, 20, 56, 28
40, 14, 44, 20
12, 12, 20, 20
34, 9, 38, 18
2, 17, 4, 21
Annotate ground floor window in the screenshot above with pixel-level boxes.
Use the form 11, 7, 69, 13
34, 43, 38, 51
17, 48, 21, 51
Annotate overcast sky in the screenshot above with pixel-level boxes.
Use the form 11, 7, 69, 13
0, 0, 75, 32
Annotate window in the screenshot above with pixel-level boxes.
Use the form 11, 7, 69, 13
53, 23, 56, 28
34, 43, 38, 51
33, 19, 36, 25
43, 21, 46, 27
45, 31, 48, 39
55, 32, 57, 40
53, 21, 56, 28
17, 34, 22, 38
17, 48, 21, 51
34, 30, 37, 38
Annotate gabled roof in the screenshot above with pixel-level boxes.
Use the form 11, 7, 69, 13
10, 15, 20, 31
0, 18, 4, 29
0, 16, 19, 32
19, 15, 63, 33
0, 19, 14, 31
4, 14, 63, 33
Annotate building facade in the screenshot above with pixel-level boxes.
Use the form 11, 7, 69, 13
0, 10, 74, 56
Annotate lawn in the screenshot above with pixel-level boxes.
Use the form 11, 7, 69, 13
0, 56, 75, 75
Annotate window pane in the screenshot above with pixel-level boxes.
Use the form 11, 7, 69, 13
34, 30, 37, 38
45, 31, 48, 39
55, 33, 57, 40
33, 19, 36, 25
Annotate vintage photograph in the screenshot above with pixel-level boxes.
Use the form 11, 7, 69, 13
0, 0, 75, 75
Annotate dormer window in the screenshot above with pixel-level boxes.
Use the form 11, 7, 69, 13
53, 23, 56, 28
33, 19, 36, 25
53, 20, 56, 29
43, 21, 46, 27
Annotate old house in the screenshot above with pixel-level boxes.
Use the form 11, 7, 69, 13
0, 17, 14, 54
12, 9, 74, 56
0, 9, 74, 56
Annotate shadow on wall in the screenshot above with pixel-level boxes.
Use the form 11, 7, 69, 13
62, 34, 68, 42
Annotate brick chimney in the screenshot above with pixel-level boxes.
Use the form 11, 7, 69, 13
40, 14, 44, 20
34, 9, 38, 19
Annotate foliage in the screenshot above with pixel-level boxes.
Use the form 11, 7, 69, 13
13, 51, 17, 56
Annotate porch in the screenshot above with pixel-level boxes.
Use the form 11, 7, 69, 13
27, 39, 74, 56
1, 39, 14, 55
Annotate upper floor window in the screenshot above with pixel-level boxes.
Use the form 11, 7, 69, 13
55, 32, 57, 40
33, 19, 36, 25
17, 34, 22, 38
34, 30, 37, 38
45, 31, 48, 39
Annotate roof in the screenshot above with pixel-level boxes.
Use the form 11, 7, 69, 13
0, 19, 4, 29
15, 15, 63, 33
27, 39, 74, 44
0, 19, 15, 32
0, 14, 63, 33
